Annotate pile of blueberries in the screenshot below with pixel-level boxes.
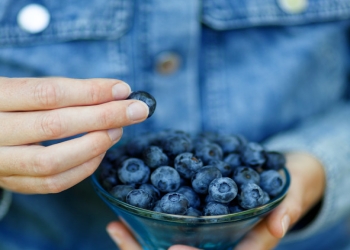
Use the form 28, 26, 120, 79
98, 130, 286, 216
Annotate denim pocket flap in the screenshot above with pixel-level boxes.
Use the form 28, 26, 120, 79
202, 0, 350, 30
0, 0, 133, 46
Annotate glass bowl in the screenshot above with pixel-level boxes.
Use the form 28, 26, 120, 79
91, 167, 290, 250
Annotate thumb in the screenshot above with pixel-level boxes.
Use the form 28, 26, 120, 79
266, 185, 303, 239
106, 221, 142, 250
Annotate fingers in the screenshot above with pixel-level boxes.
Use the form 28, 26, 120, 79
0, 100, 148, 145
236, 194, 302, 250
0, 152, 105, 194
107, 221, 142, 250
0, 77, 131, 111
235, 168, 304, 250
0, 128, 123, 177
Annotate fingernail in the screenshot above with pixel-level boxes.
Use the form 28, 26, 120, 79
282, 215, 290, 237
112, 83, 131, 99
107, 128, 122, 142
106, 227, 121, 245
127, 101, 149, 121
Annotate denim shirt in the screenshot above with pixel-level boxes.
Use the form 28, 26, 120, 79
0, 0, 350, 249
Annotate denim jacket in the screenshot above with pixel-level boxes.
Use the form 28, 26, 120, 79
0, 0, 350, 249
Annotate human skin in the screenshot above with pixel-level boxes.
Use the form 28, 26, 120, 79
0, 77, 149, 194
107, 152, 326, 250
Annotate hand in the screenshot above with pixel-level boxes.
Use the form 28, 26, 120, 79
0, 77, 149, 194
107, 152, 325, 250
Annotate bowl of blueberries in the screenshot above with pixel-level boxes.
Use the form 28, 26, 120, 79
92, 129, 290, 250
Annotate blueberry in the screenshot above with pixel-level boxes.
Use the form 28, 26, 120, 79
260, 170, 284, 196
177, 186, 201, 209
159, 192, 189, 215
162, 135, 193, 158
262, 191, 271, 205
109, 185, 134, 202
238, 183, 265, 209
263, 152, 286, 171
235, 134, 248, 150
229, 205, 244, 213
126, 136, 152, 157
174, 152, 203, 179
126, 189, 154, 209
105, 146, 128, 167
193, 137, 211, 149
203, 202, 230, 216
241, 142, 266, 167
139, 183, 161, 201
99, 162, 118, 191
153, 200, 162, 212
127, 91, 156, 118
101, 175, 118, 191
223, 153, 242, 170
185, 207, 202, 217
197, 131, 219, 142
208, 177, 238, 203
204, 194, 216, 204
191, 166, 222, 194
214, 135, 241, 154
150, 166, 181, 193
118, 158, 150, 185
195, 143, 223, 164
232, 166, 260, 187
209, 160, 232, 177
142, 146, 169, 169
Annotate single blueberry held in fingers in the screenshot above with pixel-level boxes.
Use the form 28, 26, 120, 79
241, 142, 266, 168
203, 202, 230, 216
191, 166, 222, 194
260, 170, 285, 196
174, 152, 203, 179
238, 183, 265, 209
263, 151, 286, 171
142, 146, 169, 169
126, 189, 154, 209
150, 166, 181, 193
232, 166, 260, 187
109, 185, 134, 202
118, 158, 150, 185
208, 177, 238, 203
159, 192, 189, 215
127, 91, 156, 118
177, 186, 201, 209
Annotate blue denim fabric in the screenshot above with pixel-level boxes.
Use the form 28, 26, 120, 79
0, 0, 350, 249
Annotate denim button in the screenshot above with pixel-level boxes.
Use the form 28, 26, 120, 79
155, 52, 181, 75
17, 4, 50, 34
278, 0, 308, 14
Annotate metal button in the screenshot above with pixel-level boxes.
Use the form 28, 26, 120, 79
155, 52, 181, 75
17, 4, 50, 34
278, 0, 308, 14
